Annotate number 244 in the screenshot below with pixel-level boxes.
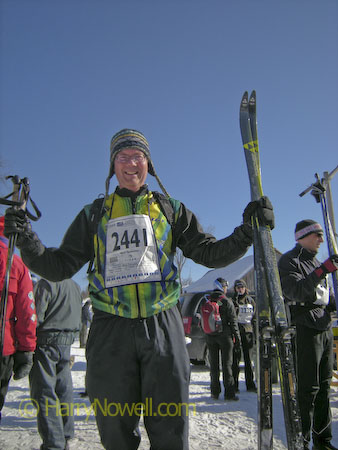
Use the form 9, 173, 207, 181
111, 228, 148, 251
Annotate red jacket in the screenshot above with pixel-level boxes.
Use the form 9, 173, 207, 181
0, 217, 37, 356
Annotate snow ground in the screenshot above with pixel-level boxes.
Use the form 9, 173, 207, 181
1, 340, 338, 450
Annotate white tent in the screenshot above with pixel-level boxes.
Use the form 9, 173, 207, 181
183, 255, 254, 293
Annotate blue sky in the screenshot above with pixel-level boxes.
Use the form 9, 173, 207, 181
1, 0, 337, 290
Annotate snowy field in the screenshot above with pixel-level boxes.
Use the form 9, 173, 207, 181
1, 340, 338, 450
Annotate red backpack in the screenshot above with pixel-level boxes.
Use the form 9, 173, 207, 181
200, 294, 223, 335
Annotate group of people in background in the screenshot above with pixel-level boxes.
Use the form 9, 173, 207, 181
0, 127, 337, 450
201, 218, 338, 450
201, 277, 257, 402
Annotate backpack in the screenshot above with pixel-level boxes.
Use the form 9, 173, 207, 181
200, 294, 223, 335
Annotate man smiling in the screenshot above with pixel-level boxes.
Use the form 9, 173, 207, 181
4, 128, 275, 450
114, 150, 148, 191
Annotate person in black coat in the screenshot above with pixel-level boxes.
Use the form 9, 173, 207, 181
202, 277, 241, 401
278, 219, 338, 450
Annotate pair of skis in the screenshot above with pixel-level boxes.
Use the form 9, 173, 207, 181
239, 91, 303, 449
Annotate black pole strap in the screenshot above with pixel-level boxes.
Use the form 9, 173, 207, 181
0, 175, 41, 221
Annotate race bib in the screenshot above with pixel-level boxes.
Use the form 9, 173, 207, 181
238, 303, 254, 324
104, 215, 162, 288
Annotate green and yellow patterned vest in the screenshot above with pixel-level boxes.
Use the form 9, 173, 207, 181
88, 191, 181, 318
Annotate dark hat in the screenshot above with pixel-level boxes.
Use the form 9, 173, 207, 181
294, 219, 323, 241
234, 279, 247, 288
214, 277, 229, 291
108, 129, 154, 178
104, 128, 170, 199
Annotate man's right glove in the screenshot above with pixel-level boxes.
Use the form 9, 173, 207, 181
242, 196, 275, 230
13, 351, 34, 380
315, 255, 338, 279
4, 208, 44, 254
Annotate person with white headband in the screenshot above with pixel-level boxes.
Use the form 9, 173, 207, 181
278, 219, 338, 450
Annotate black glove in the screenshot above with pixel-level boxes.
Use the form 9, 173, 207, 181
4, 207, 32, 239
243, 196, 275, 230
315, 255, 338, 278
13, 351, 34, 380
4, 207, 44, 254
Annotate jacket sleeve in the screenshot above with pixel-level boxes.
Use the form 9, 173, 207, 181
175, 202, 253, 268
34, 279, 52, 326
278, 253, 321, 304
13, 259, 37, 352
221, 297, 241, 341
21, 205, 93, 281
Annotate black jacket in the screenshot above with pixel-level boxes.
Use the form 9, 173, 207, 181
209, 290, 241, 342
21, 185, 253, 282
278, 244, 334, 331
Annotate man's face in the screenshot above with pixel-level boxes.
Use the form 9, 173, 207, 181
114, 148, 148, 192
298, 232, 324, 253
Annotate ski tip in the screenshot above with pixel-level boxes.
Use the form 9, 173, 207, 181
249, 91, 256, 109
241, 91, 248, 101
240, 91, 249, 110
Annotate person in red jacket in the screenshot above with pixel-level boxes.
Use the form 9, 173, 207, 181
0, 216, 37, 421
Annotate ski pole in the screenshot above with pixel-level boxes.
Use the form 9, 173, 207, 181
0, 176, 41, 356
299, 172, 338, 308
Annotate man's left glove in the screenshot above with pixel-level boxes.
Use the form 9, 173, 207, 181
13, 351, 34, 380
243, 196, 275, 230
315, 254, 338, 279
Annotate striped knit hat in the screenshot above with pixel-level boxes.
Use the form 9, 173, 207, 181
108, 129, 154, 178
294, 219, 323, 241
105, 128, 169, 197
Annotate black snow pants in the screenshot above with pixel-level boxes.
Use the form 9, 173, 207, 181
205, 329, 235, 398
296, 324, 333, 447
86, 305, 191, 450
0, 354, 14, 412
232, 326, 255, 390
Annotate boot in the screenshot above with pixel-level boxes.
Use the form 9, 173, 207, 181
224, 385, 239, 401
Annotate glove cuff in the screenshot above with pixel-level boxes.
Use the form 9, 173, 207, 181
241, 223, 254, 240
314, 266, 326, 279
323, 259, 338, 273
17, 231, 45, 256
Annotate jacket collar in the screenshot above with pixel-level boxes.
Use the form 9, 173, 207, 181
294, 243, 317, 259
115, 184, 148, 199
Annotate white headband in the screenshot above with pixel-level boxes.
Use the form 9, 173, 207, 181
295, 223, 323, 240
